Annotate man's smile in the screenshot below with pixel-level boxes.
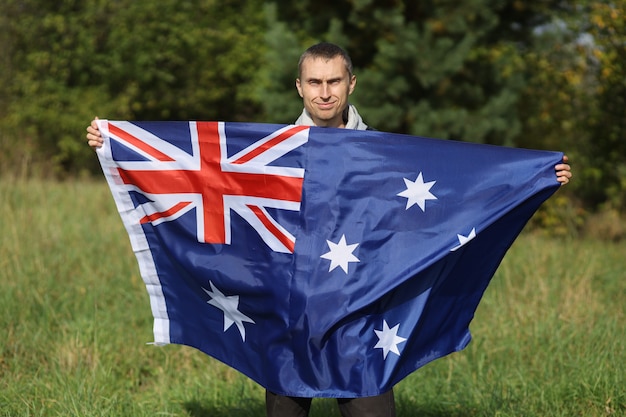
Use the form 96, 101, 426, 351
315, 101, 337, 109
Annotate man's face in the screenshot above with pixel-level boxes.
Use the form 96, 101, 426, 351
296, 56, 356, 128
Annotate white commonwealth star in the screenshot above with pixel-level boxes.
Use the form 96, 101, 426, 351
397, 172, 437, 211
374, 320, 407, 359
202, 281, 255, 341
320, 234, 360, 274
451, 227, 477, 251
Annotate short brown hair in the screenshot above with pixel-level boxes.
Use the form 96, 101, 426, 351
298, 42, 353, 78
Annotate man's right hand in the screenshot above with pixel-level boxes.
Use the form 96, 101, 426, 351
86, 117, 103, 149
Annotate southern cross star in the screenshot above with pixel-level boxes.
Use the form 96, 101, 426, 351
374, 320, 407, 359
203, 281, 255, 341
397, 172, 437, 211
320, 234, 360, 274
451, 227, 477, 251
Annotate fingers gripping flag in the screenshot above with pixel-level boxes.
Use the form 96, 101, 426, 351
96, 120, 561, 397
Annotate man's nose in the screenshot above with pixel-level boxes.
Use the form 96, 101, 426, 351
320, 83, 331, 98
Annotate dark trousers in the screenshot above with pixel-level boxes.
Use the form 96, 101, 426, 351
265, 389, 395, 417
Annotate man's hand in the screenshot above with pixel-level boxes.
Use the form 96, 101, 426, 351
555, 155, 572, 185
86, 117, 103, 149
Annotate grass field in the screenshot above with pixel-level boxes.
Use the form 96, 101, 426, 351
1, 179, 624, 417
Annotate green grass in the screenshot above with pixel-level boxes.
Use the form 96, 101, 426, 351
1, 179, 624, 416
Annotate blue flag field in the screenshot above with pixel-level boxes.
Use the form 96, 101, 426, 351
96, 120, 561, 397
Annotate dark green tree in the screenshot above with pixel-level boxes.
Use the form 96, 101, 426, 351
259, 0, 565, 145
0, 0, 267, 176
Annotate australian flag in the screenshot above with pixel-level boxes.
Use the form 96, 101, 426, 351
96, 120, 561, 398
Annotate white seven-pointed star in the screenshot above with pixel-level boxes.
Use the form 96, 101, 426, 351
320, 234, 360, 274
203, 281, 255, 341
374, 320, 407, 359
397, 172, 437, 211
451, 227, 477, 251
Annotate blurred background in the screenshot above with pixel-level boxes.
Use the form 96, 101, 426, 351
0, 0, 624, 238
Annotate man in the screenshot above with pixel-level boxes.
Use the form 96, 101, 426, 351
268, 42, 397, 417
86, 42, 572, 417
294, 42, 368, 130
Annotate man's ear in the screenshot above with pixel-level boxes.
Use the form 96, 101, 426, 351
295, 79, 303, 97
349, 75, 356, 95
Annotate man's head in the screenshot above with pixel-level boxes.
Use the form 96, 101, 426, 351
296, 42, 356, 128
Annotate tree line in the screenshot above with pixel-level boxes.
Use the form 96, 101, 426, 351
0, 0, 624, 216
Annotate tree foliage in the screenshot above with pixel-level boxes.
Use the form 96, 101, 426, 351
0, 0, 624, 213
581, 1, 626, 208
260, 0, 567, 145
517, 0, 626, 209
0, 0, 266, 176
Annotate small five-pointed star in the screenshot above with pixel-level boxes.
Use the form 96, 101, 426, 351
374, 320, 407, 359
320, 234, 360, 274
451, 227, 477, 251
203, 281, 255, 341
397, 172, 437, 211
